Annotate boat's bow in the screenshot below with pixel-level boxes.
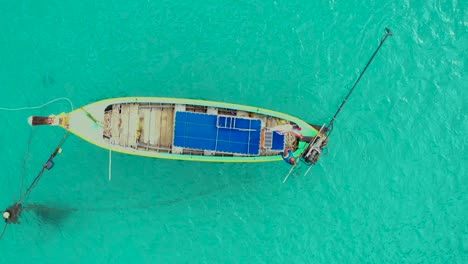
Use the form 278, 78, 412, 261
29, 101, 108, 148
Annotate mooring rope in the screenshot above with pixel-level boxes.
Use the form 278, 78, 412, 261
16, 131, 70, 204
289, 28, 393, 178
0, 97, 74, 240
325, 28, 393, 137
19, 127, 34, 198
0, 222, 7, 240
0, 97, 74, 112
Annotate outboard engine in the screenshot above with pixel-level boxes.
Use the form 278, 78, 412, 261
301, 136, 327, 165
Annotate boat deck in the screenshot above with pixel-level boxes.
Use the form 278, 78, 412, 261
103, 102, 297, 157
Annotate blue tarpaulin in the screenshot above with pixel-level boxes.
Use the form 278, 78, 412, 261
173, 111, 262, 155
271, 132, 285, 151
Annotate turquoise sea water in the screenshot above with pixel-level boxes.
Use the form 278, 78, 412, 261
0, 0, 466, 263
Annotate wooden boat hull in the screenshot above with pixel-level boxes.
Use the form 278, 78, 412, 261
37, 97, 321, 163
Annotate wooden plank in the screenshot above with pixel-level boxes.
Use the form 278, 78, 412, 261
139, 104, 173, 109
172, 146, 183, 154
149, 108, 156, 145
128, 104, 139, 148
160, 109, 169, 147
174, 104, 186, 112
138, 108, 144, 144
266, 117, 279, 128
165, 109, 174, 146
204, 150, 214, 156
140, 108, 151, 144
153, 108, 162, 146
119, 105, 130, 146
237, 110, 249, 117
111, 104, 121, 143
207, 107, 218, 115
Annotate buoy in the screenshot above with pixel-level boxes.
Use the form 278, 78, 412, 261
58, 148, 62, 154
3, 211, 10, 219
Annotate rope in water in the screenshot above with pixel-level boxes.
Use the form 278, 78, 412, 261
0, 97, 74, 112
0, 222, 7, 240
19, 127, 34, 198
0, 133, 69, 240
0, 97, 74, 240
326, 28, 393, 137
288, 28, 393, 180
17, 131, 70, 204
